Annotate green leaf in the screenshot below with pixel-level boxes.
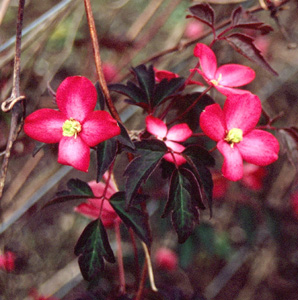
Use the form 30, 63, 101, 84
96, 138, 118, 182
124, 140, 167, 207
110, 192, 152, 246
75, 219, 115, 282
163, 168, 202, 243
67, 178, 94, 196
153, 77, 185, 107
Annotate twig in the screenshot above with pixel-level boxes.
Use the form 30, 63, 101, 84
0, 0, 26, 200
141, 241, 158, 292
115, 221, 126, 294
84, 0, 121, 123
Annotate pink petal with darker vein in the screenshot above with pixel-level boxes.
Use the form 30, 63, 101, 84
81, 111, 120, 147
200, 104, 226, 141
167, 123, 192, 142
56, 76, 97, 123
237, 130, 279, 166
24, 108, 65, 143
224, 93, 261, 135
58, 136, 90, 172
146, 115, 167, 138
217, 140, 243, 181
216, 64, 255, 87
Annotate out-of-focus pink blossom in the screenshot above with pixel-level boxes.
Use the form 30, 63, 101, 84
146, 115, 192, 166
193, 43, 255, 96
155, 248, 178, 271
184, 21, 204, 39
212, 171, 229, 199
241, 163, 267, 191
102, 63, 118, 83
290, 191, 298, 218
0, 251, 15, 272
200, 93, 279, 181
29, 289, 59, 300
75, 174, 121, 228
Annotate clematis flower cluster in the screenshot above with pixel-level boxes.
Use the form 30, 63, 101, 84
193, 43, 255, 96
145, 115, 192, 166
75, 173, 121, 228
24, 76, 120, 172
200, 93, 279, 181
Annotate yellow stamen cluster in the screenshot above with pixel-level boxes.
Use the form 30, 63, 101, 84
210, 73, 222, 86
225, 128, 243, 148
62, 118, 82, 138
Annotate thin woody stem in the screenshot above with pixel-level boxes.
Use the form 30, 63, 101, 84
115, 221, 126, 294
135, 259, 148, 300
141, 241, 158, 292
0, 0, 26, 200
83, 0, 121, 123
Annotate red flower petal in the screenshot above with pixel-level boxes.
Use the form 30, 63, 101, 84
81, 111, 120, 147
217, 140, 243, 181
56, 76, 97, 123
200, 104, 226, 141
167, 123, 192, 142
154, 69, 178, 82
58, 136, 90, 172
164, 141, 186, 166
146, 115, 167, 138
88, 180, 117, 199
163, 152, 186, 166
165, 140, 185, 153
215, 85, 253, 96
193, 43, 217, 80
24, 108, 65, 143
223, 93, 261, 135
74, 202, 99, 219
216, 64, 255, 87
237, 130, 279, 166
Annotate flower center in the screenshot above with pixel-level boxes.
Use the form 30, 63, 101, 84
225, 128, 243, 148
62, 118, 82, 138
210, 73, 222, 86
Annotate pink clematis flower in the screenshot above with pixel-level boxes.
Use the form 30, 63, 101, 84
145, 115, 192, 166
193, 43, 255, 96
200, 93, 279, 181
75, 174, 121, 228
0, 251, 15, 272
155, 247, 178, 271
24, 76, 120, 172
241, 163, 267, 191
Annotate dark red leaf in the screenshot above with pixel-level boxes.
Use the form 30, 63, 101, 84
188, 4, 215, 28
224, 33, 278, 76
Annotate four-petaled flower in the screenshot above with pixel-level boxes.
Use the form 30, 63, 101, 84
193, 43, 255, 96
145, 115, 192, 166
75, 173, 121, 228
24, 76, 121, 172
200, 93, 279, 181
